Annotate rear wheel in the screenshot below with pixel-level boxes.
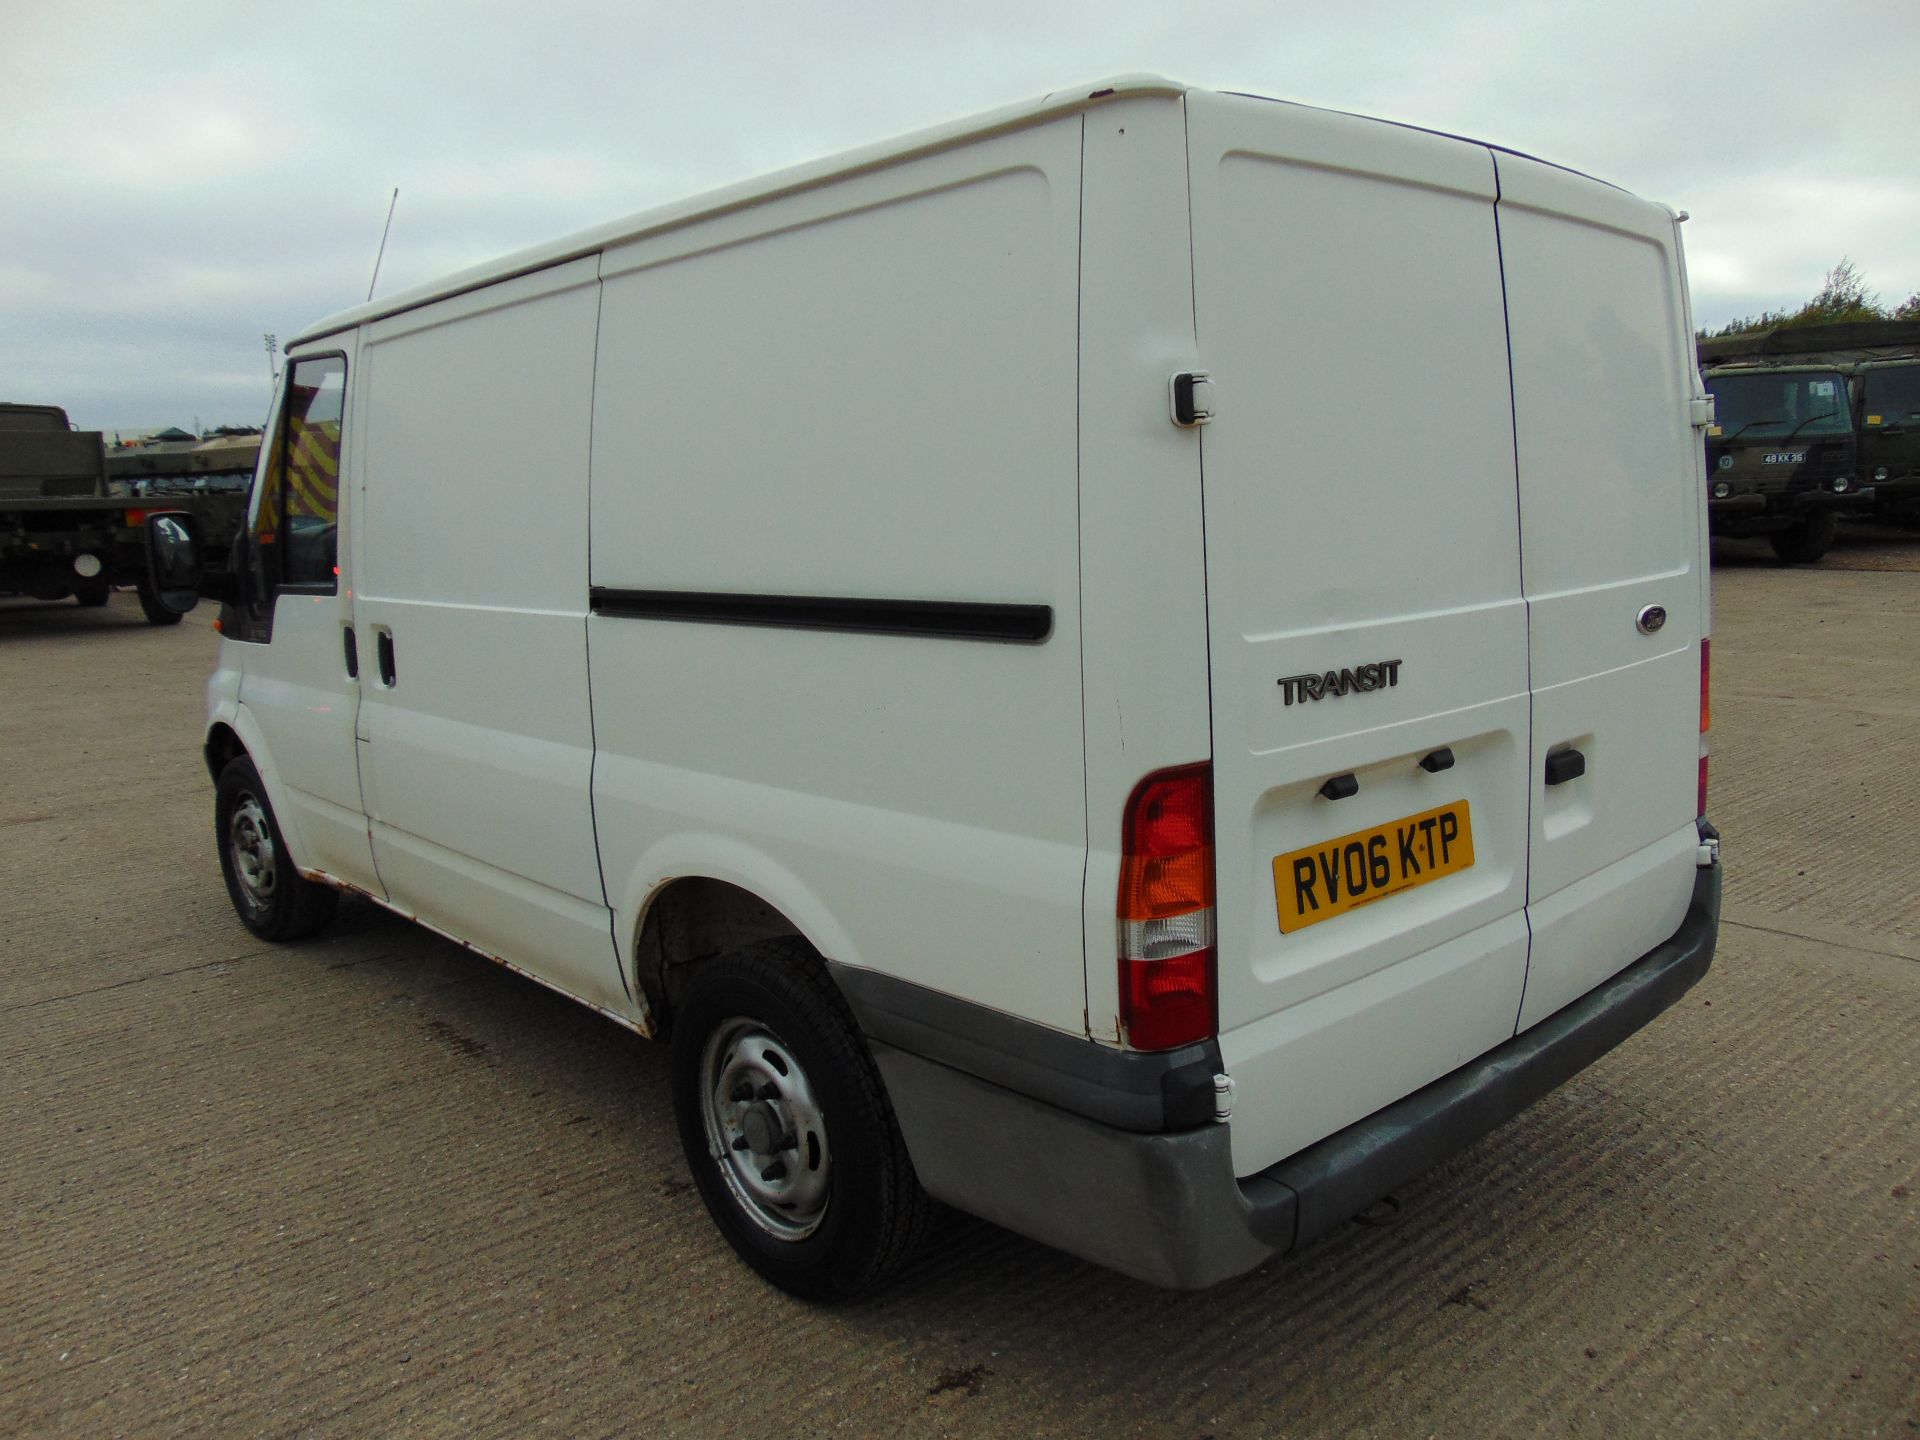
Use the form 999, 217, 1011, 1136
1769, 509, 1836, 564
215, 756, 338, 941
670, 938, 932, 1301
73, 576, 111, 607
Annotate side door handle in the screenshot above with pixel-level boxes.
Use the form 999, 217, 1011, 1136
376, 629, 397, 687
1544, 748, 1586, 786
343, 626, 359, 679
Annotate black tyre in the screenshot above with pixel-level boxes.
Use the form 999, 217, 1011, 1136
73, 575, 111, 607
1769, 510, 1836, 564
670, 938, 933, 1301
214, 756, 339, 941
135, 574, 185, 625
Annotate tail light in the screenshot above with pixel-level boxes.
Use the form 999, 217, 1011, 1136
1698, 638, 1711, 816
1116, 763, 1217, 1051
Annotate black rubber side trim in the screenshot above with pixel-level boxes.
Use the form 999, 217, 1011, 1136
589, 588, 1053, 644
1241, 858, 1722, 1253
829, 964, 1222, 1133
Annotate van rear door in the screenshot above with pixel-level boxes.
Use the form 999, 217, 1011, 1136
1183, 94, 1532, 1173
1493, 155, 1705, 1030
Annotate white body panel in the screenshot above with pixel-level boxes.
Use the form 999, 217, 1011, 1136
352, 258, 626, 1015
1493, 155, 1705, 1030
587, 120, 1089, 1033
1183, 93, 1534, 1171
1074, 98, 1215, 1041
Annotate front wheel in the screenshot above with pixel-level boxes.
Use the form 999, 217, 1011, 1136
1769, 509, 1837, 564
670, 939, 933, 1301
214, 757, 338, 941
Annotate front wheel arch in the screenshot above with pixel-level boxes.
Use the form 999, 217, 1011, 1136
213, 755, 338, 942
204, 722, 246, 785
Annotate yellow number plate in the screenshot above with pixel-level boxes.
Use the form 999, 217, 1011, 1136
1272, 801, 1475, 933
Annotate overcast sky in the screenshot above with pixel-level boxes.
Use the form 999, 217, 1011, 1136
5, 0, 1916, 433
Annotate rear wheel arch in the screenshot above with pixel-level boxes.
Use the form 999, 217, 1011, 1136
632, 877, 808, 1038
200, 715, 317, 892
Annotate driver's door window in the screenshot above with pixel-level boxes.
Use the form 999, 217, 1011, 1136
236, 355, 345, 640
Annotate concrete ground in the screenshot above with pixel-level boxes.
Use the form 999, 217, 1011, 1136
2, 530, 1915, 1439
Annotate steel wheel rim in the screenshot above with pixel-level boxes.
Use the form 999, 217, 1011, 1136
229, 793, 278, 911
699, 1018, 831, 1241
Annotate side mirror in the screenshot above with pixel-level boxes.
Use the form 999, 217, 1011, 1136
144, 511, 203, 617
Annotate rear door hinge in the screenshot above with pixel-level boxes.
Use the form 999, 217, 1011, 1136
1212, 1071, 1235, 1122
1171, 371, 1216, 428
1688, 394, 1716, 429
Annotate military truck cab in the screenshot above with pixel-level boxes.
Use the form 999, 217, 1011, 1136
1858, 358, 1920, 524
1701, 363, 1858, 561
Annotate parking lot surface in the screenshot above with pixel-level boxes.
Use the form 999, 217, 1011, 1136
3, 531, 1916, 1438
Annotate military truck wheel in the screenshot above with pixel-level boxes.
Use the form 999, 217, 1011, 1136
73, 576, 111, 607
670, 938, 934, 1302
135, 574, 185, 625
1769, 510, 1836, 564
215, 757, 339, 941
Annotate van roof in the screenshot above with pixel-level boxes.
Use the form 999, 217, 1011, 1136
289, 77, 1624, 348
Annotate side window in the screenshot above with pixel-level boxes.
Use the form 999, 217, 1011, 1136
252, 355, 345, 593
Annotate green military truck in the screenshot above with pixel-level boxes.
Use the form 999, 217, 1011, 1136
1, 403, 247, 623
1699, 320, 1920, 547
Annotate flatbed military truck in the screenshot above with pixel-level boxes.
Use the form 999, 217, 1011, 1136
1, 403, 246, 623
106, 426, 260, 497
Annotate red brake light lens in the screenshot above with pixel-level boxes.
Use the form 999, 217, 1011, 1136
1119, 948, 1215, 1053
1117, 763, 1217, 1052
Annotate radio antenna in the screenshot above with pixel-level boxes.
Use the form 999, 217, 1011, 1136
367, 187, 400, 302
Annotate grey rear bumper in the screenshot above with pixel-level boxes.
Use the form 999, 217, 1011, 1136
865, 859, 1721, 1289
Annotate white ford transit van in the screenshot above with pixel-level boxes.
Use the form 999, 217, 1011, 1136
183, 78, 1721, 1300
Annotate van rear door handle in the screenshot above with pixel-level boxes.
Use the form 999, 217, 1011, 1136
1544, 748, 1586, 786
376, 630, 397, 687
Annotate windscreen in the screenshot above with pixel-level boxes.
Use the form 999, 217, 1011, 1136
1705, 370, 1851, 438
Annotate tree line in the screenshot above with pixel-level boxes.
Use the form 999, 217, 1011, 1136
1701, 259, 1919, 339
